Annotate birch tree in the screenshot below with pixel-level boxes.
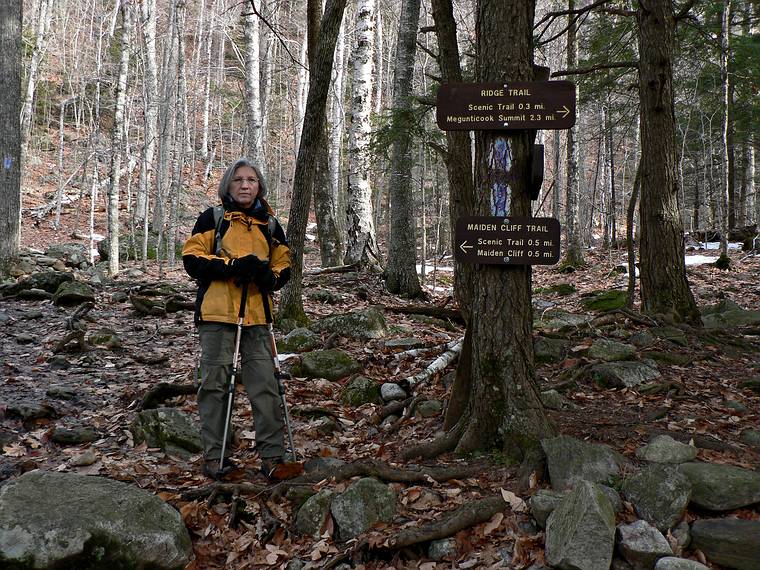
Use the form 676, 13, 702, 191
384, 0, 424, 297
719, 0, 732, 257
0, 0, 21, 275
107, 0, 132, 276
344, 0, 380, 267
243, 0, 265, 165
137, 0, 158, 226
20, 0, 52, 162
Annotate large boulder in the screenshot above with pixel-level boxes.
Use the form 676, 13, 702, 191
0, 271, 73, 297
330, 477, 396, 541
701, 300, 760, 329
635, 435, 697, 464
542, 435, 627, 490
590, 361, 661, 388
545, 480, 616, 570
290, 349, 362, 381
622, 464, 691, 531
691, 518, 760, 570
536, 310, 594, 332
530, 489, 566, 528
130, 408, 202, 457
52, 281, 96, 306
679, 462, 760, 510
616, 520, 672, 570
0, 471, 191, 569
311, 307, 387, 340
45, 243, 88, 267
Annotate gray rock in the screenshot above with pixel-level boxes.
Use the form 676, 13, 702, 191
291, 349, 362, 381
52, 281, 96, 306
330, 477, 396, 541
588, 338, 637, 362
312, 307, 387, 340
649, 326, 689, 347
51, 426, 99, 445
617, 520, 672, 570
87, 327, 123, 349
536, 310, 594, 332
540, 389, 565, 410
2, 271, 73, 296
671, 521, 691, 550
384, 338, 425, 350
629, 331, 657, 348
636, 435, 698, 464
277, 327, 320, 353
542, 435, 627, 490
286, 558, 306, 570
130, 408, 202, 457
654, 558, 708, 570
6, 402, 57, 422
691, 518, 760, 570
45, 243, 88, 267
417, 400, 443, 418
307, 288, 343, 304
304, 457, 347, 474
341, 376, 380, 406
740, 429, 760, 447
702, 308, 760, 329
597, 484, 623, 513
0, 471, 191, 569
35, 255, 61, 267
380, 382, 407, 402
16, 288, 53, 300
530, 489, 566, 528
534, 336, 570, 363
725, 399, 747, 414
428, 538, 457, 561
294, 490, 334, 538
679, 462, 760, 510
622, 464, 691, 531
312, 416, 340, 435
591, 361, 661, 388
45, 385, 75, 399
545, 480, 616, 570
14, 333, 34, 344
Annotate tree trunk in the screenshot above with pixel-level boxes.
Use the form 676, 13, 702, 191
562, 0, 584, 267
137, 0, 158, 225
344, 0, 380, 267
450, 0, 554, 457
384, 0, 424, 297
637, 0, 699, 323
201, 0, 217, 163
279, 0, 348, 323
720, 0, 733, 255
107, 0, 132, 276
0, 0, 21, 275
243, 0, 265, 165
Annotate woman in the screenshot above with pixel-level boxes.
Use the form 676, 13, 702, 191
182, 158, 291, 479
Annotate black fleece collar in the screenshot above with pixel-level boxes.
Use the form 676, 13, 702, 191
223, 196, 270, 221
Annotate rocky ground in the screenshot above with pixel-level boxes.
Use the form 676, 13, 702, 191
1, 241, 759, 569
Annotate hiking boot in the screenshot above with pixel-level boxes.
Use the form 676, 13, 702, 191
260, 457, 284, 480
202, 457, 239, 480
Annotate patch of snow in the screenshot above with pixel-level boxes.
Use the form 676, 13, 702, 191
685, 255, 719, 266
700, 241, 742, 250
416, 264, 454, 274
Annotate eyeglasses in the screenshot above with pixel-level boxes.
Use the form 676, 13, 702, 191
232, 177, 259, 185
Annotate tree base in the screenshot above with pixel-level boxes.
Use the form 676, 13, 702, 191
714, 253, 731, 270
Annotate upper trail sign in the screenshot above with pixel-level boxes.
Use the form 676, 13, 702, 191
436, 81, 576, 131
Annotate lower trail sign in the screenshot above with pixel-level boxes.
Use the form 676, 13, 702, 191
455, 216, 560, 265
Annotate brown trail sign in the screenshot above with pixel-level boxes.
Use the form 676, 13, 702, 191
437, 81, 576, 131
455, 216, 560, 265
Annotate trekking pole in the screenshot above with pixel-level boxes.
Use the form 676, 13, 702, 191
219, 282, 249, 476
268, 322, 297, 462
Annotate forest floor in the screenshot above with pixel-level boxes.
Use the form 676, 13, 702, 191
2, 203, 760, 568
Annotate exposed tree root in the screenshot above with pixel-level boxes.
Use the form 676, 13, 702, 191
385, 494, 507, 549
383, 304, 465, 325
141, 382, 197, 409
401, 427, 462, 461
181, 481, 268, 502
371, 397, 413, 425
305, 263, 360, 275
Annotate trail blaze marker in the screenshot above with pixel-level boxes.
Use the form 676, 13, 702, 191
455, 216, 560, 265
437, 81, 576, 131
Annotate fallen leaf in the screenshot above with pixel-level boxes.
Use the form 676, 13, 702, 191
483, 512, 504, 536
500, 489, 527, 513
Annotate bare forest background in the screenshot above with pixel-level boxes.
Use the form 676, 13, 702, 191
11, 0, 759, 284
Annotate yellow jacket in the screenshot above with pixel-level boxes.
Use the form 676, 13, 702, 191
182, 201, 290, 326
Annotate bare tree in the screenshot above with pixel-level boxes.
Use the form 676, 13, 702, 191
20, 0, 52, 162
243, 0, 265, 165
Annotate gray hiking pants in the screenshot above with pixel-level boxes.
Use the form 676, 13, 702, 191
197, 323, 284, 461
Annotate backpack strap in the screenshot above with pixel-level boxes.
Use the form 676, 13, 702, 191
212, 205, 224, 256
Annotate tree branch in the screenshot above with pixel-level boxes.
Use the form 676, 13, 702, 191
551, 61, 638, 77
674, 0, 697, 21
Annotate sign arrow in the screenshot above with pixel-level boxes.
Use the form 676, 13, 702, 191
459, 241, 473, 253
557, 105, 571, 118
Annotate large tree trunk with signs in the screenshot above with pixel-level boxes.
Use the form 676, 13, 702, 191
384, 0, 424, 298
409, 0, 554, 459
637, 1, 699, 323
279, 0, 348, 323
0, 0, 21, 276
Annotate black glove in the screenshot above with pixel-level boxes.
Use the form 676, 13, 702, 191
227, 255, 266, 284
252, 265, 276, 291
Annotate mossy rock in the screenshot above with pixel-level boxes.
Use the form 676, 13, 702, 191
311, 308, 388, 339
649, 326, 689, 347
582, 290, 627, 312
307, 288, 343, 305
341, 376, 381, 406
642, 351, 692, 366
130, 408, 202, 458
291, 349, 362, 381
52, 281, 96, 306
535, 283, 577, 296
277, 327, 320, 353
87, 327, 122, 349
